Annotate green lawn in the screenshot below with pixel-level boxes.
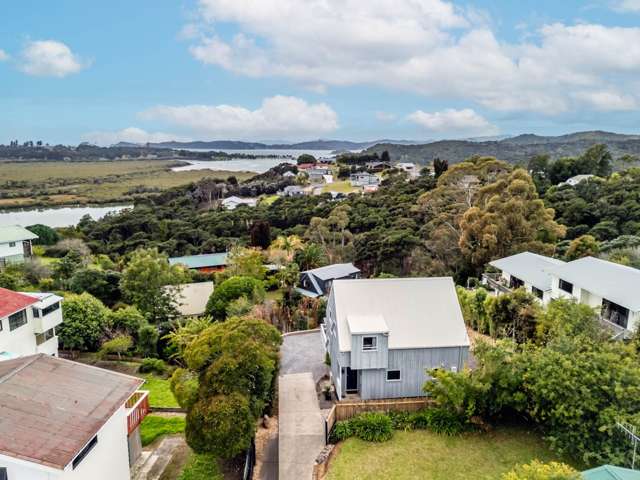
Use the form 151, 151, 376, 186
178, 453, 223, 480
140, 415, 186, 446
322, 180, 358, 194
138, 373, 180, 408
327, 426, 567, 480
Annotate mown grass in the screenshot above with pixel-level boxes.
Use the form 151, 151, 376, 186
138, 373, 180, 408
322, 180, 359, 194
327, 426, 569, 480
177, 453, 223, 480
140, 415, 186, 446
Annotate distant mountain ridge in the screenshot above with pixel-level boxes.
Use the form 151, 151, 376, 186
118, 139, 421, 151
365, 130, 640, 165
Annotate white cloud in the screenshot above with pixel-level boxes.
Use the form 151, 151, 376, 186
614, 0, 640, 12
572, 90, 637, 111
140, 95, 338, 139
20, 40, 87, 77
82, 128, 190, 146
0, 49, 8, 61
408, 108, 499, 136
186, 0, 640, 115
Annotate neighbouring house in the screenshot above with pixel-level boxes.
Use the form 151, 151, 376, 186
0, 354, 149, 480
170, 281, 214, 316
297, 263, 361, 298
322, 277, 470, 400
281, 185, 308, 197
0, 288, 63, 359
483, 252, 566, 303
363, 184, 379, 193
561, 174, 596, 186
221, 196, 257, 210
168, 252, 228, 274
282, 170, 296, 178
484, 253, 640, 338
0, 225, 38, 267
350, 172, 380, 187
582, 465, 640, 480
366, 161, 391, 172
396, 162, 419, 178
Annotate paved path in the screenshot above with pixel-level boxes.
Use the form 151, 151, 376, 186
278, 372, 325, 480
280, 330, 328, 382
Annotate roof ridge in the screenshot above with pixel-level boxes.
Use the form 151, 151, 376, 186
0, 354, 43, 384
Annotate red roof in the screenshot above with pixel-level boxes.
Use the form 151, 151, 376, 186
297, 163, 316, 169
0, 287, 37, 318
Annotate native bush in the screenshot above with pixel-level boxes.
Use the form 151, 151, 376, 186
351, 412, 394, 442
138, 358, 167, 375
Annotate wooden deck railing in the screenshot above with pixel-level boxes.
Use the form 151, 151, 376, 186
126, 390, 150, 435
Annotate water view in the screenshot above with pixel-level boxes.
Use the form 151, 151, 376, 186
172, 149, 336, 173
0, 205, 131, 228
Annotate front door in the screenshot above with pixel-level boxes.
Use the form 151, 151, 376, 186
345, 367, 358, 393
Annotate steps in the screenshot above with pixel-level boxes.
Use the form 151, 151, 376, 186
131, 436, 187, 480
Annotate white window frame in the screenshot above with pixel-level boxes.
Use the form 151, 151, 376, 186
362, 336, 377, 352
386, 369, 401, 382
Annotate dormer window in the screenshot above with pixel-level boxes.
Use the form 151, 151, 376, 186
362, 336, 377, 351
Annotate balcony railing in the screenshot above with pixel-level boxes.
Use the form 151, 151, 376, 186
126, 390, 150, 435
599, 316, 630, 341
481, 273, 512, 294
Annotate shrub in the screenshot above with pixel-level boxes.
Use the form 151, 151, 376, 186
330, 420, 354, 443
139, 358, 167, 375
137, 323, 159, 357
501, 460, 580, 480
205, 276, 265, 320
99, 335, 133, 359
351, 412, 394, 442
388, 411, 416, 431
423, 407, 466, 436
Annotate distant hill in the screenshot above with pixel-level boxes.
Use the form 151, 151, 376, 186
146, 139, 379, 151
365, 131, 640, 165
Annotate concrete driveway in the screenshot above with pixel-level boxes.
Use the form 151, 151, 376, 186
278, 331, 328, 480
279, 373, 325, 480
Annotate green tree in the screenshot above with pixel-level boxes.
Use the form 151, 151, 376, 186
70, 268, 122, 306
27, 224, 59, 245
54, 249, 84, 288
205, 276, 265, 320
486, 288, 540, 342
226, 246, 266, 280
108, 305, 145, 338
137, 323, 160, 357
99, 334, 133, 360
120, 248, 184, 323
294, 242, 326, 270
565, 235, 600, 261
296, 153, 316, 165
57, 293, 109, 351
306, 205, 354, 263
535, 299, 602, 343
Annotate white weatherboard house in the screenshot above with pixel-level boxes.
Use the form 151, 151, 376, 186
485, 253, 640, 337
221, 196, 258, 210
0, 354, 149, 480
0, 225, 38, 266
0, 287, 63, 359
322, 278, 470, 400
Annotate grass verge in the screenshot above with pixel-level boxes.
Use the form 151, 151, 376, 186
138, 373, 180, 408
140, 415, 186, 447
177, 453, 223, 480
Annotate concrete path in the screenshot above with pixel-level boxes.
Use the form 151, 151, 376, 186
280, 330, 328, 382
278, 372, 325, 480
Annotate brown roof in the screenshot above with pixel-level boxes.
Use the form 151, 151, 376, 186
0, 354, 143, 470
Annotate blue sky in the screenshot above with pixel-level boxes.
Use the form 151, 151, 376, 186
2, 0, 640, 144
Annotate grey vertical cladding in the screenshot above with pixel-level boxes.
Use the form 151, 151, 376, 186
359, 346, 469, 400
350, 334, 388, 370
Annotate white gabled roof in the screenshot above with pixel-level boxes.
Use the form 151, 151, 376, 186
547, 257, 640, 312
332, 277, 470, 352
489, 251, 565, 291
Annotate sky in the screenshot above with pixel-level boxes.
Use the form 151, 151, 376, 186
2, 0, 640, 145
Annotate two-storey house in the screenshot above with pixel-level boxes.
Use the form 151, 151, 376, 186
0, 288, 63, 359
0, 354, 149, 480
322, 277, 470, 400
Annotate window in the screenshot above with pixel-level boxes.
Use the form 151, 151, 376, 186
72, 435, 98, 469
8, 242, 15, 247
509, 276, 524, 289
362, 336, 377, 351
559, 279, 574, 294
386, 370, 401, 381
8, 310, 27, 331
36, 328, 55, 345
0, 467, 6, 480
602, 299, 629, 329
41, 302, 60, 316
32, 307, 40, 318
532, 287, 544, 300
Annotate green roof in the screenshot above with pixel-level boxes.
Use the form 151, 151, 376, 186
168, 252, 228, 269
582, 465, 640, 480
0, 226, 38, 243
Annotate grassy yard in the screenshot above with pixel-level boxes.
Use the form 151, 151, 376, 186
177, 453, 223, 480
327, 426, 568, 480
322, 180, 358, 194
138, 373, 180, 408
140, 415, 186, 446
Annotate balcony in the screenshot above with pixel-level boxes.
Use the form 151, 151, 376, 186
126, 390, 150, 435
33, 306, 63, 333
481, 273, 513, 294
